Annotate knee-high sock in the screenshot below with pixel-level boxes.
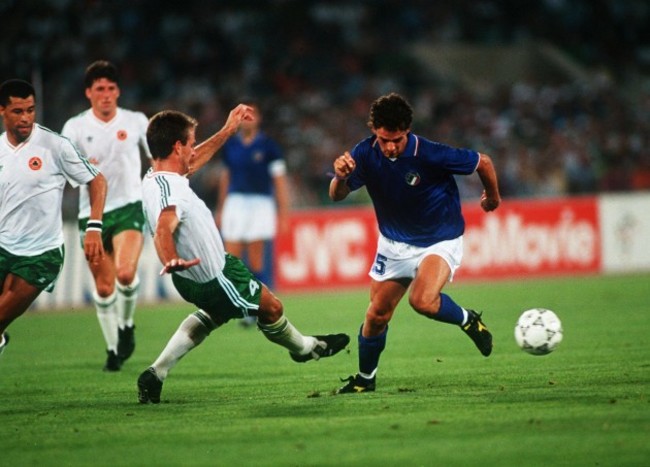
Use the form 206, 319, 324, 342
94, 290, 118, 352
152, 310, 217, 380
257, 315, 316, 355
358, 324, 387, 379
116, 276, 140, 329
432, 293, 468, 325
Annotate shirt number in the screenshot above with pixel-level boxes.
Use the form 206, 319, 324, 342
249, 279, 260, 296
373, 253, 387, 275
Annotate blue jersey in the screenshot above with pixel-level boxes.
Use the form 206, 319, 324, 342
222, 132, 283, 196
346, 133, 479, 247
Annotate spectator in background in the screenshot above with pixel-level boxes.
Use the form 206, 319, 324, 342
215, 103, 290, 327
2, 1, 648, 208
62, 61, 152, 371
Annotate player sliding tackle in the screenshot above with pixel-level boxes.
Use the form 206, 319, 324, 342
137, 106, 349, 403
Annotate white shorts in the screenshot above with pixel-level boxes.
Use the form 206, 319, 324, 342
221, 194, 277, 242
368, 234, 463, 282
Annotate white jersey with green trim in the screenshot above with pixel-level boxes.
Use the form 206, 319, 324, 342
0, 124, 100, 256
142, 169, 226, 283
62, 107, 151, 218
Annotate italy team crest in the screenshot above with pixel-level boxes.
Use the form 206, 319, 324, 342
405, 172, 420, 186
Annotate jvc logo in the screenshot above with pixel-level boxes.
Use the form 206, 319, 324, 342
279, 220, 371, 283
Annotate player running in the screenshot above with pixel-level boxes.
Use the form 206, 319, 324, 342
0, 79, 107, 359
62, 61, 151, 371
329, 93, 501, 393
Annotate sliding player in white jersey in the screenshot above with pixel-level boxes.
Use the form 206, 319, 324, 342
62, 61, 151, 371
137, 107, 349, 404
0, 79, 107, 359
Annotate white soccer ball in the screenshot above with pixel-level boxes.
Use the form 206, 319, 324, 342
514, 308, 563, 355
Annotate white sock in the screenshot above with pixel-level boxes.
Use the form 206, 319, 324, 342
151, 310, 217, 380
359, 369, 378, 380
94, 290, 118, 352
257, 315, 316, 355
460, 308, 469, 326
116, 276, 140, 329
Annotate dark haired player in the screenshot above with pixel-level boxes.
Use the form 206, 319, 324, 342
330, 93, 501, 393
137, 107, 349, 403
62, 60, 151, 371
0, 79, 106, 359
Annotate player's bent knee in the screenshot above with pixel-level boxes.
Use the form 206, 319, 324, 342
366, 310, 391, 330
257, 295, 283, 323
408, 293, 441, 316
115, 268, 138, 287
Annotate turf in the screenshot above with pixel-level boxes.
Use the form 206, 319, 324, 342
1, 274, 649, 466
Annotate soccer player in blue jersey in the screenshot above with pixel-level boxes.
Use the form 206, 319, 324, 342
216, 103, 289, 327
330, 93, 501, 394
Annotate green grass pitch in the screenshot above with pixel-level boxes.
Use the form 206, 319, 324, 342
1, 274, 649, 466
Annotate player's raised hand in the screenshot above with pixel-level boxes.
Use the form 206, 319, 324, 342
159, 257, 201, 276
333, 151, 356, 180
223, 104, 255, 135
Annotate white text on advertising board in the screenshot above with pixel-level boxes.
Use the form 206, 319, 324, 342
464, 209, 597, 271
279, 220, 369, 282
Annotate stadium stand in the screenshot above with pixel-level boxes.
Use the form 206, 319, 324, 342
1, 0, 648, 213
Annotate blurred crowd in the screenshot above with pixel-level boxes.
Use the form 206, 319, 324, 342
2, 0, 649, 214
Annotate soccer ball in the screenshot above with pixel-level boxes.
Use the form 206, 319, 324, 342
514, 308, 563, 355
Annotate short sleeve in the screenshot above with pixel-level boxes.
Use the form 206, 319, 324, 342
57, 137, 99, 188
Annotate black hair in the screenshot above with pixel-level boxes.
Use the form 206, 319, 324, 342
146, 110, 198, 160
368, 92, 413, 132
0, 79, 35, 106
84, 60, 119, 88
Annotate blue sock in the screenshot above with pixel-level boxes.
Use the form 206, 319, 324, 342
433, 293, 465, 325
358, 324, 387, 378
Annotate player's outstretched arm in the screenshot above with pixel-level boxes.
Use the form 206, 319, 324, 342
189, 104, 255, 176
476, 153, 501, 212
